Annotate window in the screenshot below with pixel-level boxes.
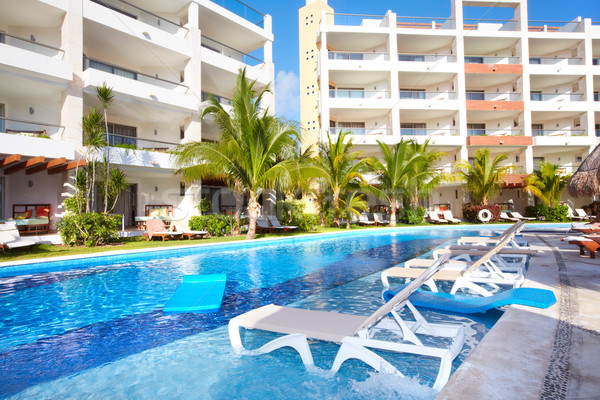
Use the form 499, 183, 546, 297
398, 54, 424, 62
529, 57, 541, 64
596, 124, 600, 137
595, 92, 599, 102
531, 124, 544, 136
467, 123, 486, 136
400, 123, 426, 136
530, 91, 542, 101
0, 104, 4, 133
465, 56, 483, 64
107, 123, 137, 147
88, 59, 137, 80
339, 122, 365, 135
329, 52, 364, 61
400, 89, 425, 99
466, 91, 484, 101
533, 157, 544, 170
335, 88, 364, 99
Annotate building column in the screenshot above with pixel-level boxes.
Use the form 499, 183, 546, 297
183, 2, 202, 142
60, 0, 84, 150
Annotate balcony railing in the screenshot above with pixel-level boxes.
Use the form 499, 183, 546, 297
83, 57, 189, 92
0, 117, 64, 138
330, 127, 392, 136
398, 53, 455, 62
90, 0, 187, 35
201, 91, 232, 106
463, 18, 518, 31
329, 90, 390, 99
108, 133, 179, 152
466, 92, 521, 101
529, 57, 583, 65
0, 31, 64, 59
328, 51, 389, 61
530, 93, 584, 101
326, 13, 388, 27
528, 20, 582, 33
467, 129, 523, 136
532, 129, 586, 137
211, 0, 265, 27
397, 16, 455, 30
201, 36, 263, 66
465, 55, 520, 64
400, 128, 459, 136
399, 91, 457, 100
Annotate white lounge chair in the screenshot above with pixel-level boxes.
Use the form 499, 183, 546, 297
509, 211, 535, 221
173, 224, 208, 240
267, 216, 298, 231
457, 221, 529, 249
442, 210, 461, 224
499, 212, 519, 222
373, 212, 389, 226
574, 209, 590, 221
256, 216, 285, 233
0, 222, 36, 253
381, 233, 525, 296
229, 254, 464, 392
358, 213, 375, 226
428, 211, 448, 224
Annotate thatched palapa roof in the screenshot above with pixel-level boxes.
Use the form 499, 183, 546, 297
567, 144, 600, 197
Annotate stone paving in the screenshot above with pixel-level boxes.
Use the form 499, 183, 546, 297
438, 233, 600, 400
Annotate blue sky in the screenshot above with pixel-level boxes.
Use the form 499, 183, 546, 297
246, 0, 600, 121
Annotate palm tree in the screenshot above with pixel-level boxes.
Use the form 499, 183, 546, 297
313, 131, 370, 227
96, 83, 115, 213
405, 140, 446, 208
455, 149, 512, 205
524, 162, 571, 207
173, 68, 299, 240
81, 107, 106, 212
369, 140, 423, 227
339, 191, 368, 229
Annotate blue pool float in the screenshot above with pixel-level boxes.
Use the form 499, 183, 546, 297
163, 274, 226, 313
383, 286, 556, 314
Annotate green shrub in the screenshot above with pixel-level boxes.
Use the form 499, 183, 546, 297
197, 198, 212, 214
462, 204, 501, 223
525, 204, 568, 221
402, 207, 426, 224
188, 214, 238, 237
276, 200, 319, 231
56, 212, 121, 246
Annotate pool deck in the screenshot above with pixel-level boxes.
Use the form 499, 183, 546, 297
438, 233, 600, 400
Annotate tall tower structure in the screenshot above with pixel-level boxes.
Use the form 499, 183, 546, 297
299, 0, 333, 154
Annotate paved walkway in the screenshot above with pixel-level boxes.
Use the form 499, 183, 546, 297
438, 233, 600, 400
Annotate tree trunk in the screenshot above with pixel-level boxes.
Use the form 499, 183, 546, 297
346, 219, 351, 229
390, 199, 397, 227
103, 110, 110, 214
246, 192, 260, 240
333, 190, 340, 227
234, 189, 243, 235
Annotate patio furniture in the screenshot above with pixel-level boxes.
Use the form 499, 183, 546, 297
136, 205, 174, 230
173, 224, 208, 240
358, 213, 375, 226
427, 211, 448, 224
228, 255, 465, 392
562, 235, 600, 259
571, 223, 600, 234
457, 221, 529, 249
373, 212, 389, 226
143, 219, 183, 241
0, 222, 36, 253
267, 216, 298, 231
256, 216, 284, 233
442, 210, 461, 224
499, 212, 519, 222
509, 211, 535, 221
7, 204, 51, 235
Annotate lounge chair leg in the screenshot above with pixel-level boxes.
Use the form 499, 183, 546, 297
432, 350, 453, 392
450, 279, 492, 297
228, 320, 315, 369
332, 339, 401, 376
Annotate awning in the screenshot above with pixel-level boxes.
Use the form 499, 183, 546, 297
500, 173, 530, 189
0, 154, 86, 175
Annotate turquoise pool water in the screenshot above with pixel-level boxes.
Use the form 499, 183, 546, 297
0, 227, 505, 399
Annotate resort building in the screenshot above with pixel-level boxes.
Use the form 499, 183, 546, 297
0, 0, 273, 228
299, 0, 600, 216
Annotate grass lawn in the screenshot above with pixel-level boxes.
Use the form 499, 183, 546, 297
0, 220, 563, 264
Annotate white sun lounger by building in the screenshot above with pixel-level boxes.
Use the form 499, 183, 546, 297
228, 255, 465, 391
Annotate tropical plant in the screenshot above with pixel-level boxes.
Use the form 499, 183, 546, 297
81, 107, 106, 212
312, 131, 369, 227
97, 83, 115, 213
405, 140, 446, 208
524, 162, 571, 208
56, 212, 120, 246
339, 191, 368, 229
173, 68, 300, 240
455, 149, 512, 205
103, 167, 129, 212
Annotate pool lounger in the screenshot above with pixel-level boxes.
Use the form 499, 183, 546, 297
383, 286, 556, 314
228, 255, 465, 392
163, 274, 226, 313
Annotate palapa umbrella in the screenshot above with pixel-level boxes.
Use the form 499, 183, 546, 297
567, 143, 600, 198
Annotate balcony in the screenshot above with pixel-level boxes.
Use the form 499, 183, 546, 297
83, 57, 197, 114
201, 92, 233, 107
396, 16, 455, 30
529, 57, 583, 66
463, 19, 519, 32
201, 36, 264, 67
0, 130, 75, 161
530, 93, 584, 101
400, 128, 458, 136
398, 53, 455, 63
528, 20, 583, 33
209, 0, 265, 27
0, 32, 72, 83
467, 129, 523, 137
328, 51, 389, 62
0, 117, 64, 140
330, 127, 392, 136
467, 92, 521, 101
532, 129, 586, 137
329, 90, 390, 99
399, 91, 457, 100
105, 133, 178, 169
467, 136, 532, 146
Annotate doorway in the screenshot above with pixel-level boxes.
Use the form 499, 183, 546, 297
112, 184, 137, 227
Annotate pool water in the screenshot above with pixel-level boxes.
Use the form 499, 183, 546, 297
0, 228, 504, 399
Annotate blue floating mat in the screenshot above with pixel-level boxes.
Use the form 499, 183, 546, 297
163, 274, 226, 314
383, 286, 556, 314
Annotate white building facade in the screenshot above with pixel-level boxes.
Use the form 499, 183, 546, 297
300, 0, 600, 216
0, 0, 274, 228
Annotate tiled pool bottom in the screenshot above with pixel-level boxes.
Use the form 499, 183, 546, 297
0, 230, 502, 399
11, 271, 497, 400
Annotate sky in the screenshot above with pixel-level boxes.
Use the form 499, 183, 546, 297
245, 0, 600, 122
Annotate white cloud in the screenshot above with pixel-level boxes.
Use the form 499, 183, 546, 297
274, 70, 300, 122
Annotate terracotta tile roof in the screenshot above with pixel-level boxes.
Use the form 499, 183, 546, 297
500, 173, 530, 188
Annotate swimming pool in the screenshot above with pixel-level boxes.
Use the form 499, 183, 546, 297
0, 227, 505, 399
